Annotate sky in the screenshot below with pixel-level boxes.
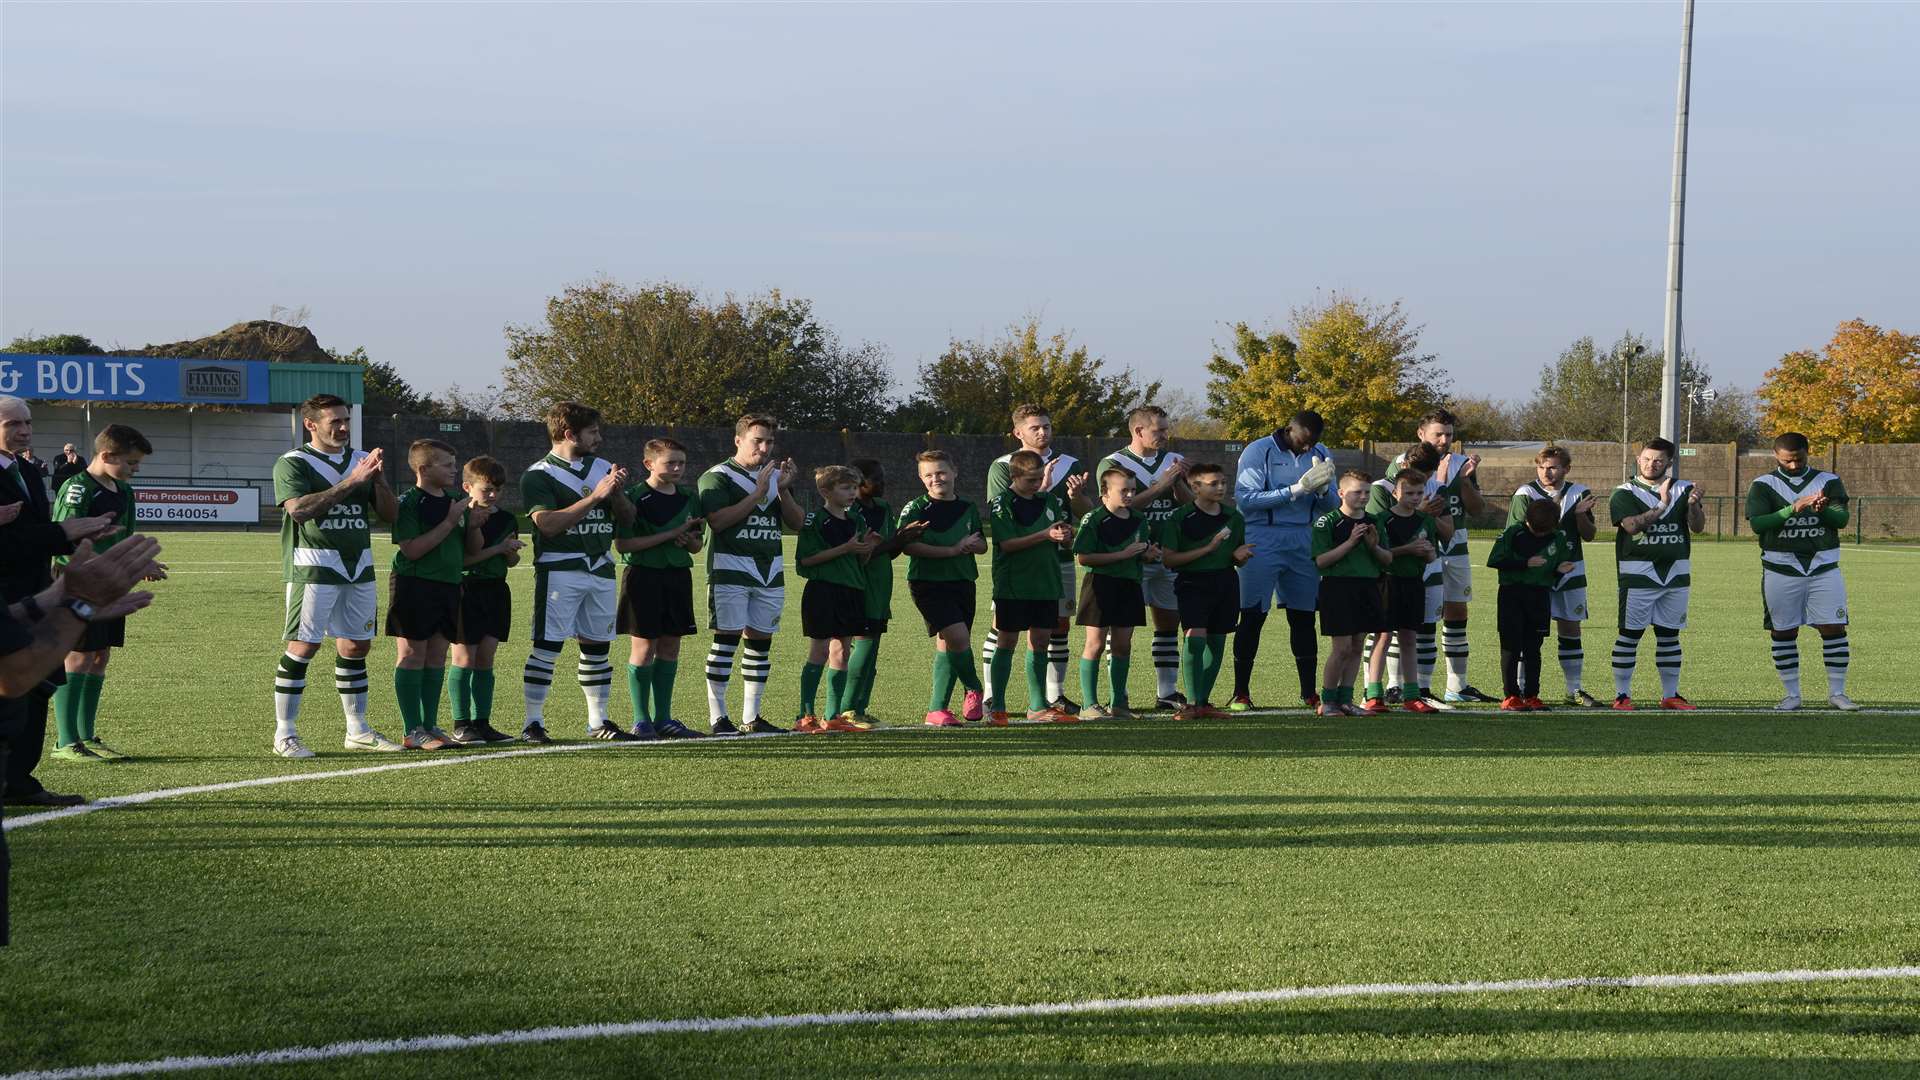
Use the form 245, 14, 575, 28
2, 2, 1915, 407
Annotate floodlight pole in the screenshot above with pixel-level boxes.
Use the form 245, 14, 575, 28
1660, 0, 1695, 466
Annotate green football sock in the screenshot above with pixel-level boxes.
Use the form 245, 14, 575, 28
473, 667, 496, 721
394, 667, 424, 733
1365, 680, 1384, 701
1078, 657, 1101, 706
1183, 635, 1208, 703
952, 646, 982, 693
825, 665, 850, 719
1109, 653, 1132, 708
1401, 681, 1421, 701
628, 663, 653, 726
52, 675, 83, 748
420, 666, 445, 729
78, 672, 105, 741
1201, 634, 1226, 704
1320, 684, 1335, 705
799, 661, 825, 717
929, 650, 956, 711
990, 648, 1015, 711
652, 659, 677, 722
450, 666, 474, 723
847, 638, 878, 713
1025, 647, 1049, 712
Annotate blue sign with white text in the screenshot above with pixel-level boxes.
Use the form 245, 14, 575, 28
0, 354, 271, 405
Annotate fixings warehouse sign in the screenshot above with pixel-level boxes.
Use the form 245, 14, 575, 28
0, 354, 270, 405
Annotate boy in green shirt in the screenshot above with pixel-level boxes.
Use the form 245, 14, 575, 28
843, 459, 926, 727
989, 450, 1077, 724
388, 440, 469, 749
1486, 499, 1576, 712
1363, 466, 1450, 714
1159, 463, 1251, 719
449, 455, 522, 745
614, 438, 705, 739
1071, 467, 1155, 719
49, 424, 154, 761
1312, 471, 1393, 716
899, 450, 988, 727
795, 466, 877, 733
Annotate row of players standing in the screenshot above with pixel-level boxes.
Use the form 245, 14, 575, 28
264, 392, 1864, 758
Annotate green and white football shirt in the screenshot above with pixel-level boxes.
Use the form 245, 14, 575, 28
697, 459, 786, 588
275, 444, 377, 585
53, 471, 134, 565
1610, 477, 1695, 589
1095, 447, 1186, 531
1384, 451, 1477, 556
1746, 468, 1848, 577
521, 453, 618, 579
1508, 480, 1592, 592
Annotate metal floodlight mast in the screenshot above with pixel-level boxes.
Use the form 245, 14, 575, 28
1661, 0, 1695, 461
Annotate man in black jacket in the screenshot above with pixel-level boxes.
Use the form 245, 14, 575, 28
50, 443, 87, 491
0, 397, 116, 807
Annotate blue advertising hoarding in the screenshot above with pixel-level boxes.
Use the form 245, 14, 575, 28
0, 354, 272, 405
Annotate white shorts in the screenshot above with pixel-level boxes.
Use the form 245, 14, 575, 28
1141, 561, 1178, 610
284, 581, 377, 643
1550, 587, 1589, 623
1762, 572, 1848, 631
1423, 581, 1445, 625
710, 582, 784, 634
1621, 585, 1689, 631
1441, 555, 1473, 604
534, 568, 617, 642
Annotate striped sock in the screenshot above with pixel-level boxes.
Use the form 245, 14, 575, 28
1153, 630, 1179, 699
1558, 636, 1583, 695
705, 633, 739, 721
1046, 632, 1070, 702
274, 651, 309, 739
1822, 633, 1850, 696
522, 644, 559, 729
335, 657, 369, 735
577, 641, 613, 730
1442, 620, 1469, 692
981, 632, 998, 703
740, 638, 772, 721
1771, 636, 1800, 697
1384, 634, 1402, 688
1612, 628, 1644, 697
1416, 624, 1438, 692
1654, 627, 1682, 699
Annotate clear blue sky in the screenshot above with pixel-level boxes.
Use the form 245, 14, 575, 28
3, 2, 1914, 405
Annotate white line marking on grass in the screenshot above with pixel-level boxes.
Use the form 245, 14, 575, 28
8, 965, 1918, 1080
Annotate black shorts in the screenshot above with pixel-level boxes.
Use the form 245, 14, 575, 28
1317, 575, 1385, 638
1077, 573, 1146, 628
1174, 569, 1240, 635
453, 578, 512, 645
386, 575, 461, 641
1381, 575, 1426, 632
1497, 584, 1552, 643
862, 618, 888, 637
910, 580, 975, 636
617, 564, 697, 639
993, 597, 1058, 634
802, 580, 868, 640
75, 616, 126, 652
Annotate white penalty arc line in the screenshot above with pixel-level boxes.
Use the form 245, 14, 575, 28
7, 966, 1919, 1080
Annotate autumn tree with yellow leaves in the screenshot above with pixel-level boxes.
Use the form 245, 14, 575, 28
1759, 319, 1920, 443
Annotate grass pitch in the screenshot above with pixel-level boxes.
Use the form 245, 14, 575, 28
2, 534, 1917, 1078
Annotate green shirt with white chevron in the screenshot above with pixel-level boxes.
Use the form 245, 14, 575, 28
1095, 447, 1185, 531
1745, 468, 1848, 577
521, 453, 618, 579
1507, 480, 1592, 592
1384, 451, 1477, 556
274, 444, 377, 585
1610, 477, 1694, 589
697, 459, 786, 588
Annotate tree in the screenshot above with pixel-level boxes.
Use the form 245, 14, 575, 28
891, 317, 1156, 437
1515, 333, 1760, 445
1155, 386, 1227, 440
501, 278, 895, 429
1758, 319, 1920, 443
434, 383, 514, 421
1205, 294, 1445, 444
325, 346, 435, 416
3, 333, 104, 355
1447, 395, 1524, 443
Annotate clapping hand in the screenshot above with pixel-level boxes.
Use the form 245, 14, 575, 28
346, 448, 385, 487
591, 467, 627, 501
1526, 555, 1548, 568
959, 531, 987, 556
1047, 521, 1073, 544
1232, 543, 1254, 566
1419, 495, 1447, 517
896, 520, 930, 545
1556, 561, 1576, 574
1064, 472, 1087, 501
0, 502, 19, 526
60, 513, 116, 543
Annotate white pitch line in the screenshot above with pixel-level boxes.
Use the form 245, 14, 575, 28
6, 965, 1918, 1080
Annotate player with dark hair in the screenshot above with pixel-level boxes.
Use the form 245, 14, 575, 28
1232, 410, 1336, 710
1608, 437, 1706, 710
1746, 431, 1858, 711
